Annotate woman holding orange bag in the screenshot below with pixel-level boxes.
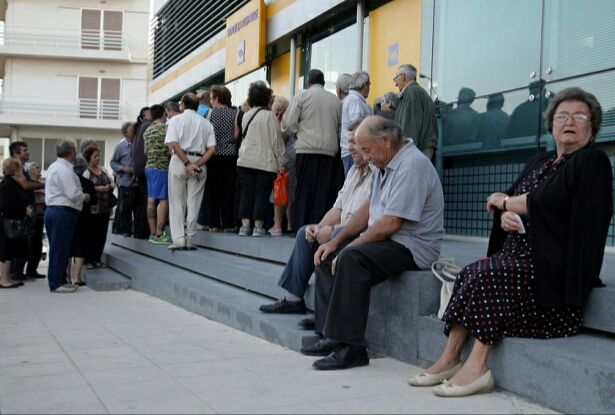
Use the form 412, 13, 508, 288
269, 96, 296, 236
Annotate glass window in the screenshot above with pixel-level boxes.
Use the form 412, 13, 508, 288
432, 0, 542, 104
543, 0, 615, 81
225, 67, 268, 108
310, 23, 360, 94
43, 139, 58, 170
22, 138, 43, 167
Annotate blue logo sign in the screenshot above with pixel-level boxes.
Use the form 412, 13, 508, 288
388, 43, 399, 67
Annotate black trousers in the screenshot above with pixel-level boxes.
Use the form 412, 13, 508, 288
314, 239, 419, 345
133, 176, 150, 239
87, 214, 110, 263
206, 155, 238, 229
293, 154, 343, 231
115, 186, 138, 235
11, 215, 44, 276
237, 167, 276, 223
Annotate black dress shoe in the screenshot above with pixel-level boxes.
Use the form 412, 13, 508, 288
298, 317, 315, 330
312, 344, 369, 370
300, 337, 341, 356
259, 298, 306, 314
27, 272, 46, 279
12, 273, 34, 282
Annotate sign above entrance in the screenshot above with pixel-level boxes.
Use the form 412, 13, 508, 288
225, 0, 266, 82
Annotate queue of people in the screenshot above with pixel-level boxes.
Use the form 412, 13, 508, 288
0, 64, 611, 401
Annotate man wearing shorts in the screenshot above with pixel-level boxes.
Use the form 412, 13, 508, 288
144, 104, 172, 244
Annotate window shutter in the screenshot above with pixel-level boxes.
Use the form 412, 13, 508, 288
100, 78, 121, 119
81, 9, 101, 50
79, 77, 99, 119
103, 11, 123, 51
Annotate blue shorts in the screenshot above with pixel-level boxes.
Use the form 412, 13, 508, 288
145, 167, 168, 200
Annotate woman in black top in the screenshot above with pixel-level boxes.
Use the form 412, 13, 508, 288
408, 87, 613, 397
0, 159, 34, 288
205, 85, 240, 232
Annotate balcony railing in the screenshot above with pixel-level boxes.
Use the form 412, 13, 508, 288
0, 27, 130, 54
0, 98, 125, 125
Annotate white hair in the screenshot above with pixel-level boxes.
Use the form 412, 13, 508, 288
350, 71, 370, 90
335, 73, 352, 94
396, 64, 417, 81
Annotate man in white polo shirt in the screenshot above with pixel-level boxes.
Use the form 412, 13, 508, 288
165, 93, 216, 250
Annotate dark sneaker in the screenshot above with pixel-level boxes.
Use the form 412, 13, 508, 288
259, 298, 306, 314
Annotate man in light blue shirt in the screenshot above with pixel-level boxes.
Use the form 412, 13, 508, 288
44, 140, 87, 293
302, 116, 444, 370
341, 71, 373, 176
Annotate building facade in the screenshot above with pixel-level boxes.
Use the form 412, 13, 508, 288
148, 0, 615, 243
0, 0, 149, 168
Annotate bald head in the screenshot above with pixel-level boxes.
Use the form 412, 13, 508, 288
356, 116, 405, 169
181, 93, 199, 111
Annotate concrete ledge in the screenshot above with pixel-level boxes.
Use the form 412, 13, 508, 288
418, 315, 615, 414
584, 286, 615, 333
82, 267, 131, 291
104, 245, 320, 351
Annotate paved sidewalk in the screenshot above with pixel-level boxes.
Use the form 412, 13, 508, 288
0, 277, 556, 414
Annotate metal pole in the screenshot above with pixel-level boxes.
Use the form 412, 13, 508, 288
289, 35, 297, 98
356, 0, 364, 71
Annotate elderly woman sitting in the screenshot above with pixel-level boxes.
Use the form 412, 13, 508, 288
409, 87, 613, 396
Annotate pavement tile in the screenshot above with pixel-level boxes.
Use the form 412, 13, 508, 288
104, 395, 216, 414
179, 372, 273, 397
81, 365, 174, 387
92, 378, 193, 404
160, 359, 247, 379
199, 386, 309, 413
0, 385, 102, 414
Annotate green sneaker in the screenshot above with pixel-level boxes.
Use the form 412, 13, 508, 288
152, 232, 172, 245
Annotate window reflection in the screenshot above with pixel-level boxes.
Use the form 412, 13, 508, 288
432, 0, 541, 104
310, 24, 359, 94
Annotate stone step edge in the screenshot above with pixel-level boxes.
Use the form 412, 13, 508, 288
104, 245, 320, 351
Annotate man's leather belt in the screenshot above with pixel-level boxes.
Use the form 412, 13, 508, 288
185, 151, 203, 157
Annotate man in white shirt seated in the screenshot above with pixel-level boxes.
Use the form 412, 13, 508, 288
44, 140, 88, 293
164, 93, 216, 250
259, 119, 374, 329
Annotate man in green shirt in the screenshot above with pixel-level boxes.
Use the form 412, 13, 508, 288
394, 64, 438, 160
144, 104, 172, 244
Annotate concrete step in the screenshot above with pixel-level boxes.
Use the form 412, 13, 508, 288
82, 266, 131, 291
109, 234, 316, 308
418, 315, 615, 414
108, 233, 440, 363
104, 245, 320, 351
192, 232, 615, 335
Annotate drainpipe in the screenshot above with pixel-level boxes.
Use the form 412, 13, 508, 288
356, 0, 364, 71
289, 35, 297, 98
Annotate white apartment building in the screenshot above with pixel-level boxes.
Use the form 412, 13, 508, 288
0, 0, 149, 169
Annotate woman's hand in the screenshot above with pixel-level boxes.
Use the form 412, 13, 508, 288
25, 206, 34, 217
487, 192, 508, 213
84, 193, 91, 203
500, 211, 523, 233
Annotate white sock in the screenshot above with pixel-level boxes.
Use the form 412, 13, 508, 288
284, 291, 301, 302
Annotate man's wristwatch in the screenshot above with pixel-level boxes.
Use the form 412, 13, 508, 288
502, 196, 509, 211
183, 159, 190, 166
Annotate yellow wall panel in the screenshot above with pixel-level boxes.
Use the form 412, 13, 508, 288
225, 0, 266, 83
270, 48, 301, 98
368, 0, 422, 105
